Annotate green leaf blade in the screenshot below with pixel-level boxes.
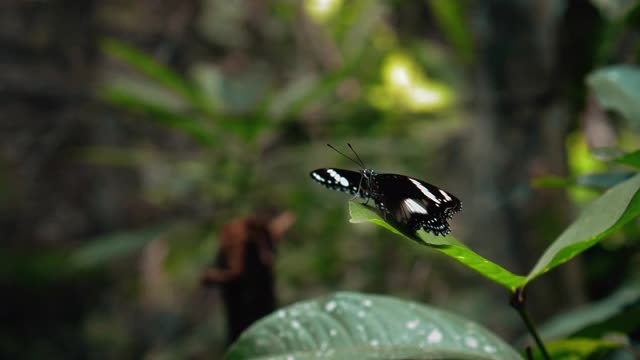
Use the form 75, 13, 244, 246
587, 65, 640, 125
100, 87, 216, 146
531, 175, 573, 189
71, 226, 166, 268
613, 149, 640, 168
102, 38, 209, 113
225, 292, 522, 360
435, 245, 525, 291
538, 282, 640, 340
526, 173, 640, 283
349, 202, 526, 291
428, 0, 474, 64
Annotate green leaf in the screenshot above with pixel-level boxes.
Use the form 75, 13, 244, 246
71, 226, 166, 268
267, 75, 319, 120
338, 0, 385, 61
526, 173, 640, 283
531, 175, 573, 189
575, 172, 635, 189
532, 173, 634, 191
225, 292, 522, 360
428, 0, 473, 64
349, 202, 526, 292
591, 147, 625, 161
189, 63, 224, 114
530, 338, 622, 360
587, 65, 640, 125
284, 64, 354, 119
102, 38, 209, 113
101, 87, 216, 146
613, 149, 640, 168
538, 282, 640, 340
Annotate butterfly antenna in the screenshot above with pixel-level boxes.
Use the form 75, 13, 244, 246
326, 144, 364, 169
347, 143, 366, 169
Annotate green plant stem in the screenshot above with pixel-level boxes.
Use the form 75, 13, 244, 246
510, 288, 550, 360
525, 346, 533, 360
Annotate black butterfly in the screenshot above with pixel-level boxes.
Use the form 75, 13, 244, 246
310, 144, 461, 236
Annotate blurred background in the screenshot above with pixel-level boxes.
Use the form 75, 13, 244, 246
1, 0, 639, 358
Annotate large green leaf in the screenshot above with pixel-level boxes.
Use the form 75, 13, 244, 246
225, 292, 522, 360
587, 65, 640, 125
526, 173, 640, 282
349, 202, 525, 292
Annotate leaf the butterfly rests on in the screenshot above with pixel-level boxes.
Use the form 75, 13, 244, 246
310, 167, 462, 236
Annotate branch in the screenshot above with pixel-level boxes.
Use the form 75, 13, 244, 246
510, 287, 550, 360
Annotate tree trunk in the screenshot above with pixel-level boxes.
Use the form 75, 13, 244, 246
465, 0, 598, 322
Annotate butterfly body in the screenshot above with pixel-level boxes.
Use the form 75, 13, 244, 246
310, 168, 461, 236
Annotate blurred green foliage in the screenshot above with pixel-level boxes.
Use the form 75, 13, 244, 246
81, 1, 473, 357
86, 0, 640, 358
5, 0, 640, 358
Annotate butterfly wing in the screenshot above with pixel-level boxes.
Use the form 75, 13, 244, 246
309, 168, 370, 199
373, 174, 461, 236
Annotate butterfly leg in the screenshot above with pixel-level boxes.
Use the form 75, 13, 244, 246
373, 200, 388, 221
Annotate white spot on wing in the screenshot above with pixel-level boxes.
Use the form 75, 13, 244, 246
312, 172, 325, 182
403, 199, 428, 214
439, 189, 452, 201
326, 169, 350, 188
409, 179, 441, 204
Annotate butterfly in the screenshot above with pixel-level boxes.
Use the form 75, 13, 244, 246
310, 144, 461, 236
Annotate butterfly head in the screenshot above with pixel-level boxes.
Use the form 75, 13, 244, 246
362, 168, 377, 179
359, 168, 378, 197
